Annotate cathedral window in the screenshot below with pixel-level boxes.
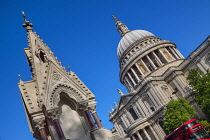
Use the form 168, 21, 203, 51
150, 107, 155, 112
39, 51, 46, 62
129, 107, 138, 120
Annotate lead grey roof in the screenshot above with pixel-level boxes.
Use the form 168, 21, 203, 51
117, 30, 155, 59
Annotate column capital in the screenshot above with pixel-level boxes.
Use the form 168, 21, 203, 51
47, 108, 59, 120
78, 100, 89, 110
33, 117, 46, 130
88, 101, 97, 112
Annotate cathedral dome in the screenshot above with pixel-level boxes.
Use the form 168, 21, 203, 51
117, 30, 155, 59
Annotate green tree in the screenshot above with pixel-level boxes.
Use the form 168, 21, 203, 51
200, 120, 210, 131
187, 68, 210, 119
163, 98, 196, 133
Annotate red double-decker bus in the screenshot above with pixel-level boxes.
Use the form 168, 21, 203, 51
165, 119, 210, 140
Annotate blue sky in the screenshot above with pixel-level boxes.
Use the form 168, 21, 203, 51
1, 0, 210, 139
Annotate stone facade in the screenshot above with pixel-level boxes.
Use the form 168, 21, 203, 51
18, 13, 129, 140
109, 16, 210, 140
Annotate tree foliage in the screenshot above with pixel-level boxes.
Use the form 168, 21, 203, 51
199, 120, 210, 134
187, 68, 210, 119
163, 98, 196, 133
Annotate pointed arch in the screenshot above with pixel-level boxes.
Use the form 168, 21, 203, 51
47, 84, 87, 109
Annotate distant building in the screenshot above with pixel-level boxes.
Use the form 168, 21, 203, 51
109, 15, 209, 140
18, 13, 129, 140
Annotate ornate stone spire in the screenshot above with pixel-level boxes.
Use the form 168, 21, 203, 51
22, 11, 33, 31
112, 15, 130, 37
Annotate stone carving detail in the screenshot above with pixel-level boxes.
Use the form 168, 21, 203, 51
52, 73, 61, 82
88, 101, 97, 112
49, 84, 86, 109
122, 98, 128, 105
34, 117, 46, 129
48, 108, 59, 120
51, 73, 62, 86
78, 101, 89, 110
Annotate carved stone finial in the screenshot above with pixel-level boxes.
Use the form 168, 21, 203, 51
18, 74, 22, 82
68, 66, 70, 72
117, 89, 124, 96
110, 106, 114, 112
108, 111, 111, 115
114, 102, 118, 108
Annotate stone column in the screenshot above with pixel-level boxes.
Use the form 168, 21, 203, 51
149, 125, 159, 140
153, 123, 164, 140
146, 55, 157, 69
131, 135, 136, 140
140, 59, 151, 73
34, 118, 48, 140
48, 108, 66, 140
136, 132, 143, 140
164, 47, 175, 60
152, 51, 163, 66
158, 48, 169, 62
135, 63, 144, 76
84, 110, 95, 128
125, 76, 134, 91
127, 72, 136, 85
131, 68, 140, 82
172, 47, 184, 58
91, 111, 103, 128
143, 128, 151, 140
114, 122, 122, 137
135, 101, 146, 117
168, 46, 179, 59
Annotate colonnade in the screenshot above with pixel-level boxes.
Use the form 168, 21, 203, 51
34, 108, 103, 140
123, 46, 183, 89
131, 123, 165, 140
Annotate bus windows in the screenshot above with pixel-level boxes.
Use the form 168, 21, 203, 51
187, 120, 199, 128
190, 129, 210, 139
